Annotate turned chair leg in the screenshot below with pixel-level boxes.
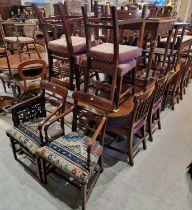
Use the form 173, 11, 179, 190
41, 158, 47, 184
157, 108, 161, 129
171, 95, 175, 110
10, 137, 17, 161
141, 124, 147, 150
148, 114, 153, 142
81, 185, 87, 210
36, 157, 43, 183
127, 135, 134, 166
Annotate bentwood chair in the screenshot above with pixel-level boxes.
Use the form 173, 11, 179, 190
106, 86, 154, 166
37, 92, 112, 210
147, 74, 168, 141
82, 6, 142, 109
6, 80, 68, 181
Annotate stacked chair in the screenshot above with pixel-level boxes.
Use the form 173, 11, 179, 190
4, 2, 192, 210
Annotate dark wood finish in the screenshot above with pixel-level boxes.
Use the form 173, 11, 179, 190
6, 80, 68, 181
82, 6, 138, 109
144, 17, 175, 41
40, 92, 112, 210
15, 59, 47, 92
0, 52, 47, 71
147, 74, 168, 141
106, 85, 154, 166
0, 0, 21, 20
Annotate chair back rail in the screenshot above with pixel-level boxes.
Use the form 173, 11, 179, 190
17, 59, 47, 91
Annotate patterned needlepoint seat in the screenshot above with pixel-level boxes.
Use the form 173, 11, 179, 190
90, 43, 142, 63
37, 132, 103, 184
48, 36, 87, 55
6, 118, 63, 155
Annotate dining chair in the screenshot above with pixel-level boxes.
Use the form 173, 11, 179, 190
147, 74, 168, 141
106, 85, 154, 166
164, 65, 183, 110
0, 20, 41, 61
6, 80, 68, 181
37, 91, 112, 210
180, 57, 192, 100
0, 45, 18, 97
14, 59, 47, 93
82, 5, 142, 110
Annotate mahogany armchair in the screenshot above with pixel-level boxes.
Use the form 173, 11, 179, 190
37, 91, 112, 210
6, 80, 68, 181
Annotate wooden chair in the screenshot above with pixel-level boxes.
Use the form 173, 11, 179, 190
159, 6, 172, 17
37, 92, 112, 210
82, 6, 142, 109
180, 57, 192, 100
14, 59, 47, 93
164, 66, 183, 110
147, 74, 168, 141
33, 2, 92, 91
124, 3, 141, 11
0, 45, 18, 97
144, 4, 158, 17
6, 80, 68, 181
0, 20, 41, 61
106, 86, 154, 166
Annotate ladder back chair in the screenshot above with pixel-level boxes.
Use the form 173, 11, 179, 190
82, 5, 142, 109
6, 80, 68, 181
37, 92, 112, 210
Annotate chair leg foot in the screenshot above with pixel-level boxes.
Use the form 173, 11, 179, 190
81, 185, 87, 210
36, 158, 43, 183
41, 159, 47, 184
10, 138, 17, 161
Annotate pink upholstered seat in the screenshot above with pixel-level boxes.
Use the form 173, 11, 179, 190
91, 59, 136, 76
90, 43, 142, 63
48, 36, 87, 55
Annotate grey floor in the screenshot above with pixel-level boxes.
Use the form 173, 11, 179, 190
0, 82, 192, 210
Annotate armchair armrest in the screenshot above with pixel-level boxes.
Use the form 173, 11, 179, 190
43, 105, 76, 142
87, 117, 106, 164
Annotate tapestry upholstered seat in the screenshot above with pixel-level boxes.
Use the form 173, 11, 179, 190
6, 118, 63, 155
37, 132, 103, 184
90, 43, 142, 63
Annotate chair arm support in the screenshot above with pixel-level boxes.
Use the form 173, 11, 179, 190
37, 104, 63, 130
43, 105, 75, 141
87, 117, 106, 154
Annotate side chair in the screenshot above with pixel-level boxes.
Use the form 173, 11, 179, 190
106, 86, 154, 166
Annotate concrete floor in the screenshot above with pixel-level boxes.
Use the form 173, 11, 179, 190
0, 83, 192, 210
